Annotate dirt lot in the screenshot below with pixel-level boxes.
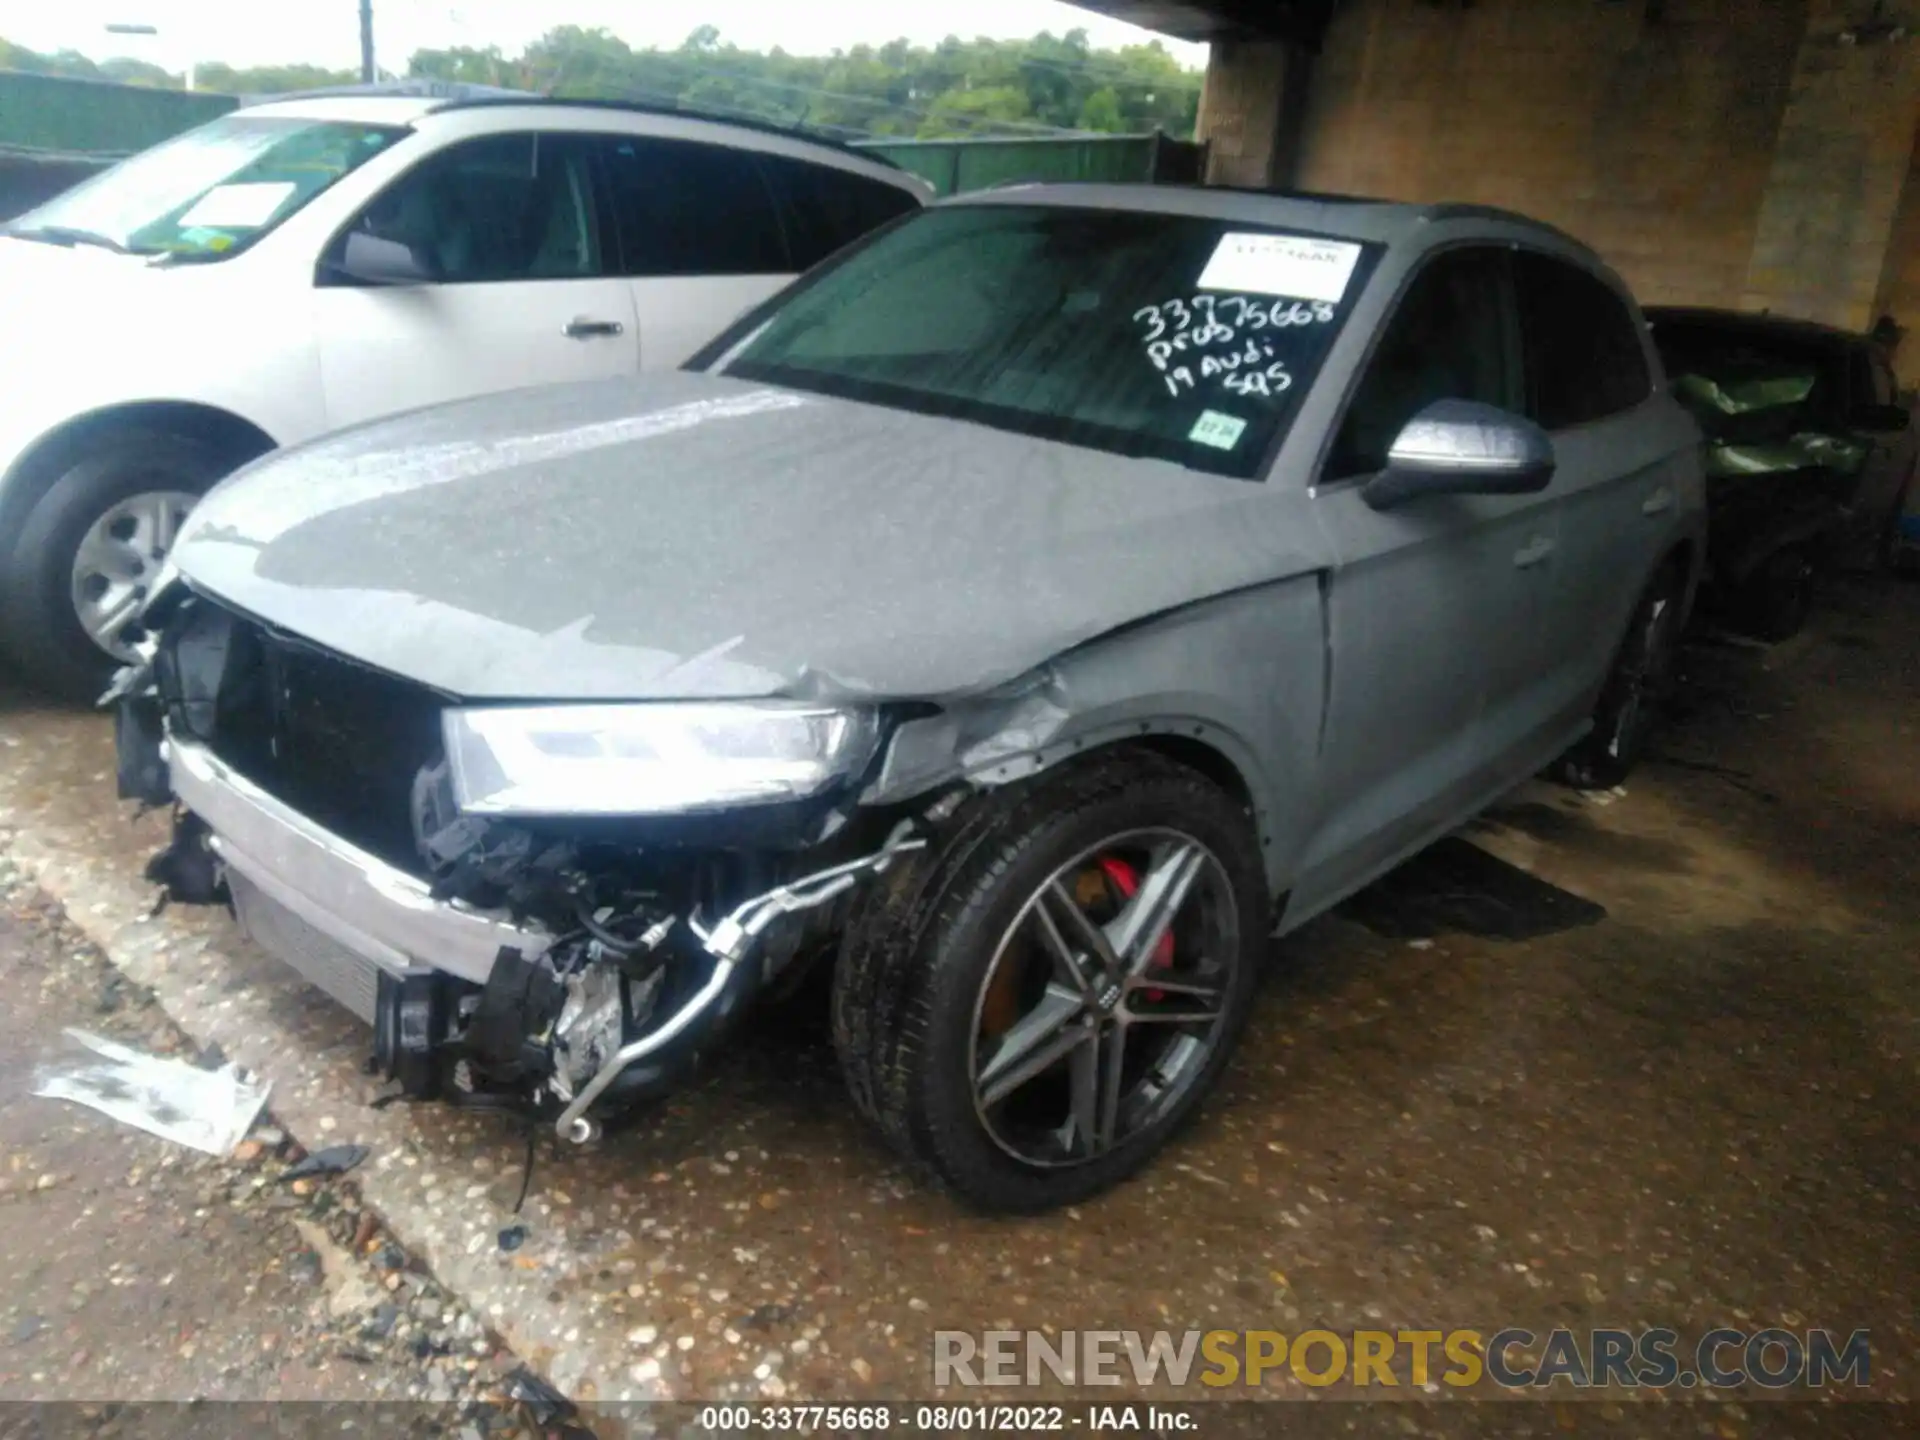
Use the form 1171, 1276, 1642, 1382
0, 859, 592, 1440
0, 577, 1914, 1434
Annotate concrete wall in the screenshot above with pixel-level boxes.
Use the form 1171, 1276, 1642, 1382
1875, 124, 1920, 372
1739, 0, 1920, 329
1291, 0, 1810, 309
1197, 39, 1300, 188
1200, 0, 1920, 365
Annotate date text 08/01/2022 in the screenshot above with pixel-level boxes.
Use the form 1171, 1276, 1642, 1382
697, 1403, 1193, 1432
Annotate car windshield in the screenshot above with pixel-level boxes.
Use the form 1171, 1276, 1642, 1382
707, 203, 1382, 479
6, 115, 405, 261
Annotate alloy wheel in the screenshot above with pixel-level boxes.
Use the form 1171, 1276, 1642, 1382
968, 828, 1241, 1169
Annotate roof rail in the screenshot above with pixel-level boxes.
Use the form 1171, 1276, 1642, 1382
989, 178, 1392, 205
242, 79, 533, 105
1422, 201, 1590, 250
428, 94, 902, 170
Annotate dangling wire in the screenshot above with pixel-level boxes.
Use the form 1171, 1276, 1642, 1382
513, 1112, 539, 1215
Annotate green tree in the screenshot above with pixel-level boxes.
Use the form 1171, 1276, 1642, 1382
2, 26, 1203, 138
404, 26, 1202, 139
98, 58, 181, 89
920, 84, 1033, 139
0, 39, 104, 80
1078, 86, 1124, 132
407, 45, 512, 87
194, 61, 357, 94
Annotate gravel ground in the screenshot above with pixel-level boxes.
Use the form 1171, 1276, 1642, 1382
0, 856, 597, 1435
0, 578, 1914, 1435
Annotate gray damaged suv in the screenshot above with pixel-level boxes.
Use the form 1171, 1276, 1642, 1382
116, 186, 1705, 1212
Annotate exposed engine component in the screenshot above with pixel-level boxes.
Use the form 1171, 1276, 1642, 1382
553, 961, 660, 1101
553, 824, 927, 1140
372, 971, 459, 1100
116, 593, 949, 1142
142, 809, 225, 906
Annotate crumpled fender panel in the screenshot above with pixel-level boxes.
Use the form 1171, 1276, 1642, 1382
863, 580, 1324, 899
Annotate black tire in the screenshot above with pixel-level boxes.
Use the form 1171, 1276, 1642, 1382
1732, 546, 1815, 644
1555, 561, 1685, 791
0, 430, 233, 699
832, 749, 1267, 1213
1876, 469, 1915, 574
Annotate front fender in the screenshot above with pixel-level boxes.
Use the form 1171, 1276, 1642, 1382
863, 579, 1326, 900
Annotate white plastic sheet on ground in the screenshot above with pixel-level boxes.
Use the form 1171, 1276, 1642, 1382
32, 1028, 269, 1156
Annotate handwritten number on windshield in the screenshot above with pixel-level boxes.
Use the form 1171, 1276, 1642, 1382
1133, 304, 1168, 343
1136, 295, 1334, 347
1136, 293, 1328, 401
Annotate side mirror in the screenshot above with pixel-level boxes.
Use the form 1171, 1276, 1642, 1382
1361, 399, 1557, 511
323, 229, 438, 287
1849, 401, 1910, 434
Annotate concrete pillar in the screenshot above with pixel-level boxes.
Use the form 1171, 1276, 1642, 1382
1871, 120, 1920, 379
1196, 39, 1311, 189
1741, 1, 1920, 330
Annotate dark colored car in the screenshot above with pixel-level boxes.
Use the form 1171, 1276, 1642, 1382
1647, 307, 1917, 640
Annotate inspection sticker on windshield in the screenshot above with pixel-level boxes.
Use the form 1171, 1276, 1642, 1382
1189, 409, 1249, 450
177, 182, 296, 230
1198, 233, 1363, 303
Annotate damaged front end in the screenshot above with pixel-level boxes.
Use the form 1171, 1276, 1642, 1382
114, 591, 926, 1142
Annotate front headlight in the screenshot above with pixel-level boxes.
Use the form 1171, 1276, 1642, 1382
443, 703, 881, 817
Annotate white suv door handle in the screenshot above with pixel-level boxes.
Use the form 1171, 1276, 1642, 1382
1641, 486, 1674, 516
1512, 534, 1556, 569
563, 317, 625, 339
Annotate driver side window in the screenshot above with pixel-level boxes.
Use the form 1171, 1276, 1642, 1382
335, 132, 604, 285
1328, 246, 1519, 479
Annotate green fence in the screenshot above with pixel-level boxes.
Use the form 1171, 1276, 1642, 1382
0, 69, 235, 159
0, 71, 1204, 217
853, 132, 1203, 196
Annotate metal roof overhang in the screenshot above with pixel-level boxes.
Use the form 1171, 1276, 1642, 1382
1064, 1, 1337, 46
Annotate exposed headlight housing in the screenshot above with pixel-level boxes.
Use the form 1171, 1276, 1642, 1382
443, 703, 881, 817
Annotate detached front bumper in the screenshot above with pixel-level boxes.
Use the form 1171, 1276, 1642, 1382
168, 737, 551, 1016
157, 727, 924, 1140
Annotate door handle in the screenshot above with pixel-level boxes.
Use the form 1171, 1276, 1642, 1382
1641, 486, 1674, 516
563, 317, 625, 339
1512, 534, 1556, 569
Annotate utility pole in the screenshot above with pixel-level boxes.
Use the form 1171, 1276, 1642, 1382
359, 0, 375, 83
105, 20, 191, 89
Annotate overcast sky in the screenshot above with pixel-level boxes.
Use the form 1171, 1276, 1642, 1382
0, 0, 1206, 73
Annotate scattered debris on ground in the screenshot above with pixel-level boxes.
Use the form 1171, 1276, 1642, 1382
280, 1143, 371, 1184
32, 1025, 269, 1155
0, 851, 548, 1417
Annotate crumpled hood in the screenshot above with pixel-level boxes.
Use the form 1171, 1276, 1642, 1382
171, 372, 1311, 701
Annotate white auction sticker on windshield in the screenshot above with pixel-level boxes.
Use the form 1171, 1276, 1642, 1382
1198, 232, 1363, 303
177, 182, 296, 229
1188, 409, 1249, 450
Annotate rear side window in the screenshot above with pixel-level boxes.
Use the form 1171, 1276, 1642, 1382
596, 135, 789, 277
755, 154, 919, 270
1515, 252, 1652, 428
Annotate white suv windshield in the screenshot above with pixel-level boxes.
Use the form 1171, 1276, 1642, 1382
8, 115, 405, 261
710, 204, 1381, 480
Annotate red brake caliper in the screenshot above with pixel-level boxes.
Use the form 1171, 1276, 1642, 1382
1096, 856, 1175, 1001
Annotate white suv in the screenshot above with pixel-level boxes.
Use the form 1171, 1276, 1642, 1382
0, 90, 928, 693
